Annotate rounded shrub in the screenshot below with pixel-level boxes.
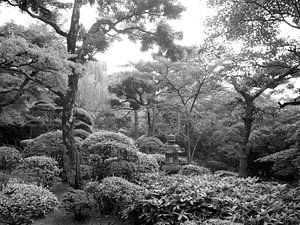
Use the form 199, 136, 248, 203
0, 182, 59, 225
74, 108, 93, 126
179, 165, 210, 176
84, 177, 146, 218
74, 129, 90, 140
0, 146, 22, 173
13, 156, 60, 187
149, 153, 166, 169
135, 136, 165, 154
22, 130, 82, 168
22, 130, 65, 167
136, 152, 159, 173
205, 160, 228, 172
105, 159, 138, 181
82, 130, 136, 150
62, 189, 96, 220
75, 121, 93, 133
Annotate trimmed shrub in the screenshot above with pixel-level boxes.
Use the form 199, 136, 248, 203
74, 108, 93, 126
75, 121, 93, 133
62, 189, 96, 220
256, 148, 298, 180
20, 139, 34, 148
0, 182, 59, 225
82, 130, 135, 150
23, 130, 65, 167
105, 159, 138, 181
74, 129, 90, 140
162, 164, 182, 174
214, 170, 238, 177
13, 156, 60, 187
88, 141, 127, 160
23, 130, 82, 168
135, 136, 165, 154
149, 153, 166, 169
136, 152, 159, 173
179, 165, 210, 176
85, 177, 146, 218
205, 160, 228, 172
0, 146, 22, 173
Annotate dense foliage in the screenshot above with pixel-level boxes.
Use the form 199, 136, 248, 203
0, 146, 22, 173
62, 189, 96, 220
135, 136, 165, 154
13, 156, 60, 187
0, 182, 59, 225
129, 174, 300, 224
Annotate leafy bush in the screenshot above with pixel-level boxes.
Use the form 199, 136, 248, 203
85, 177, 146, 218
74, 108, 93, 126
82, 130, 135, 150
74, 129, 90, 140
127, 174, 300, 225
0, 146, 22, 173
22, 130, 66, 167
161, 164, 182, 174
136, 152, 159, 173
135, 136, 165, 154
13, 156, 60, 187
179, 165, 210, 176
22, 130, 82, 168
149, 153, 166, 169
214, 170, 238, 177
105, 159, 138, 181
88, 141, 138, 161
205, 160, 228, 172
0, 172, 10, 190
62, 189, 96, 220
0, 182, 59, 225
256, 148, 298, 181
74, 121, 93, 133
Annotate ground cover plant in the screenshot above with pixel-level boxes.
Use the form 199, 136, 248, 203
91, 173, 300, 225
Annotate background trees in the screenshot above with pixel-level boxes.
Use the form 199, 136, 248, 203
0, 0, 185, 187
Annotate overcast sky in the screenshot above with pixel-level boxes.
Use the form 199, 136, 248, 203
0, 0, 214, 73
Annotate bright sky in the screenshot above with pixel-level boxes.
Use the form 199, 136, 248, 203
0, 0, 213, 73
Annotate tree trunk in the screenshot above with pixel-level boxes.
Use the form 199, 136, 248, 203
146, 108, 153, 136
133, 109, 139, 138
239, 101, 254, 178
61, 0, 82, 188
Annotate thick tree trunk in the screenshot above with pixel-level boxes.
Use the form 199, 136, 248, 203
61, 0, 82, 188
239, 101, 254, 178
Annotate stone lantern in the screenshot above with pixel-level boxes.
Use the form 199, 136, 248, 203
165, 134, 185, 165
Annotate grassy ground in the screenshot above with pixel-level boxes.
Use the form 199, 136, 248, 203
32, 182, 126, 225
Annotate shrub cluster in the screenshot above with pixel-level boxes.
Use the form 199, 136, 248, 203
62, 189, 96, 220
136, 152, 159, 173
0, 146, 22, 173
82, 130, 135, 151
22, 130, 66, 167
22, 130, 82, 168
126, 174, 300, 225
85, 177, 146, 218
13, 156, 60, 187
0, 182, 59, 225
135, 136, 165, 154
179, 164, 210, 176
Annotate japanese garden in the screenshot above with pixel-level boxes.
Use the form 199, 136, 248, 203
0, 0, 299, 224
